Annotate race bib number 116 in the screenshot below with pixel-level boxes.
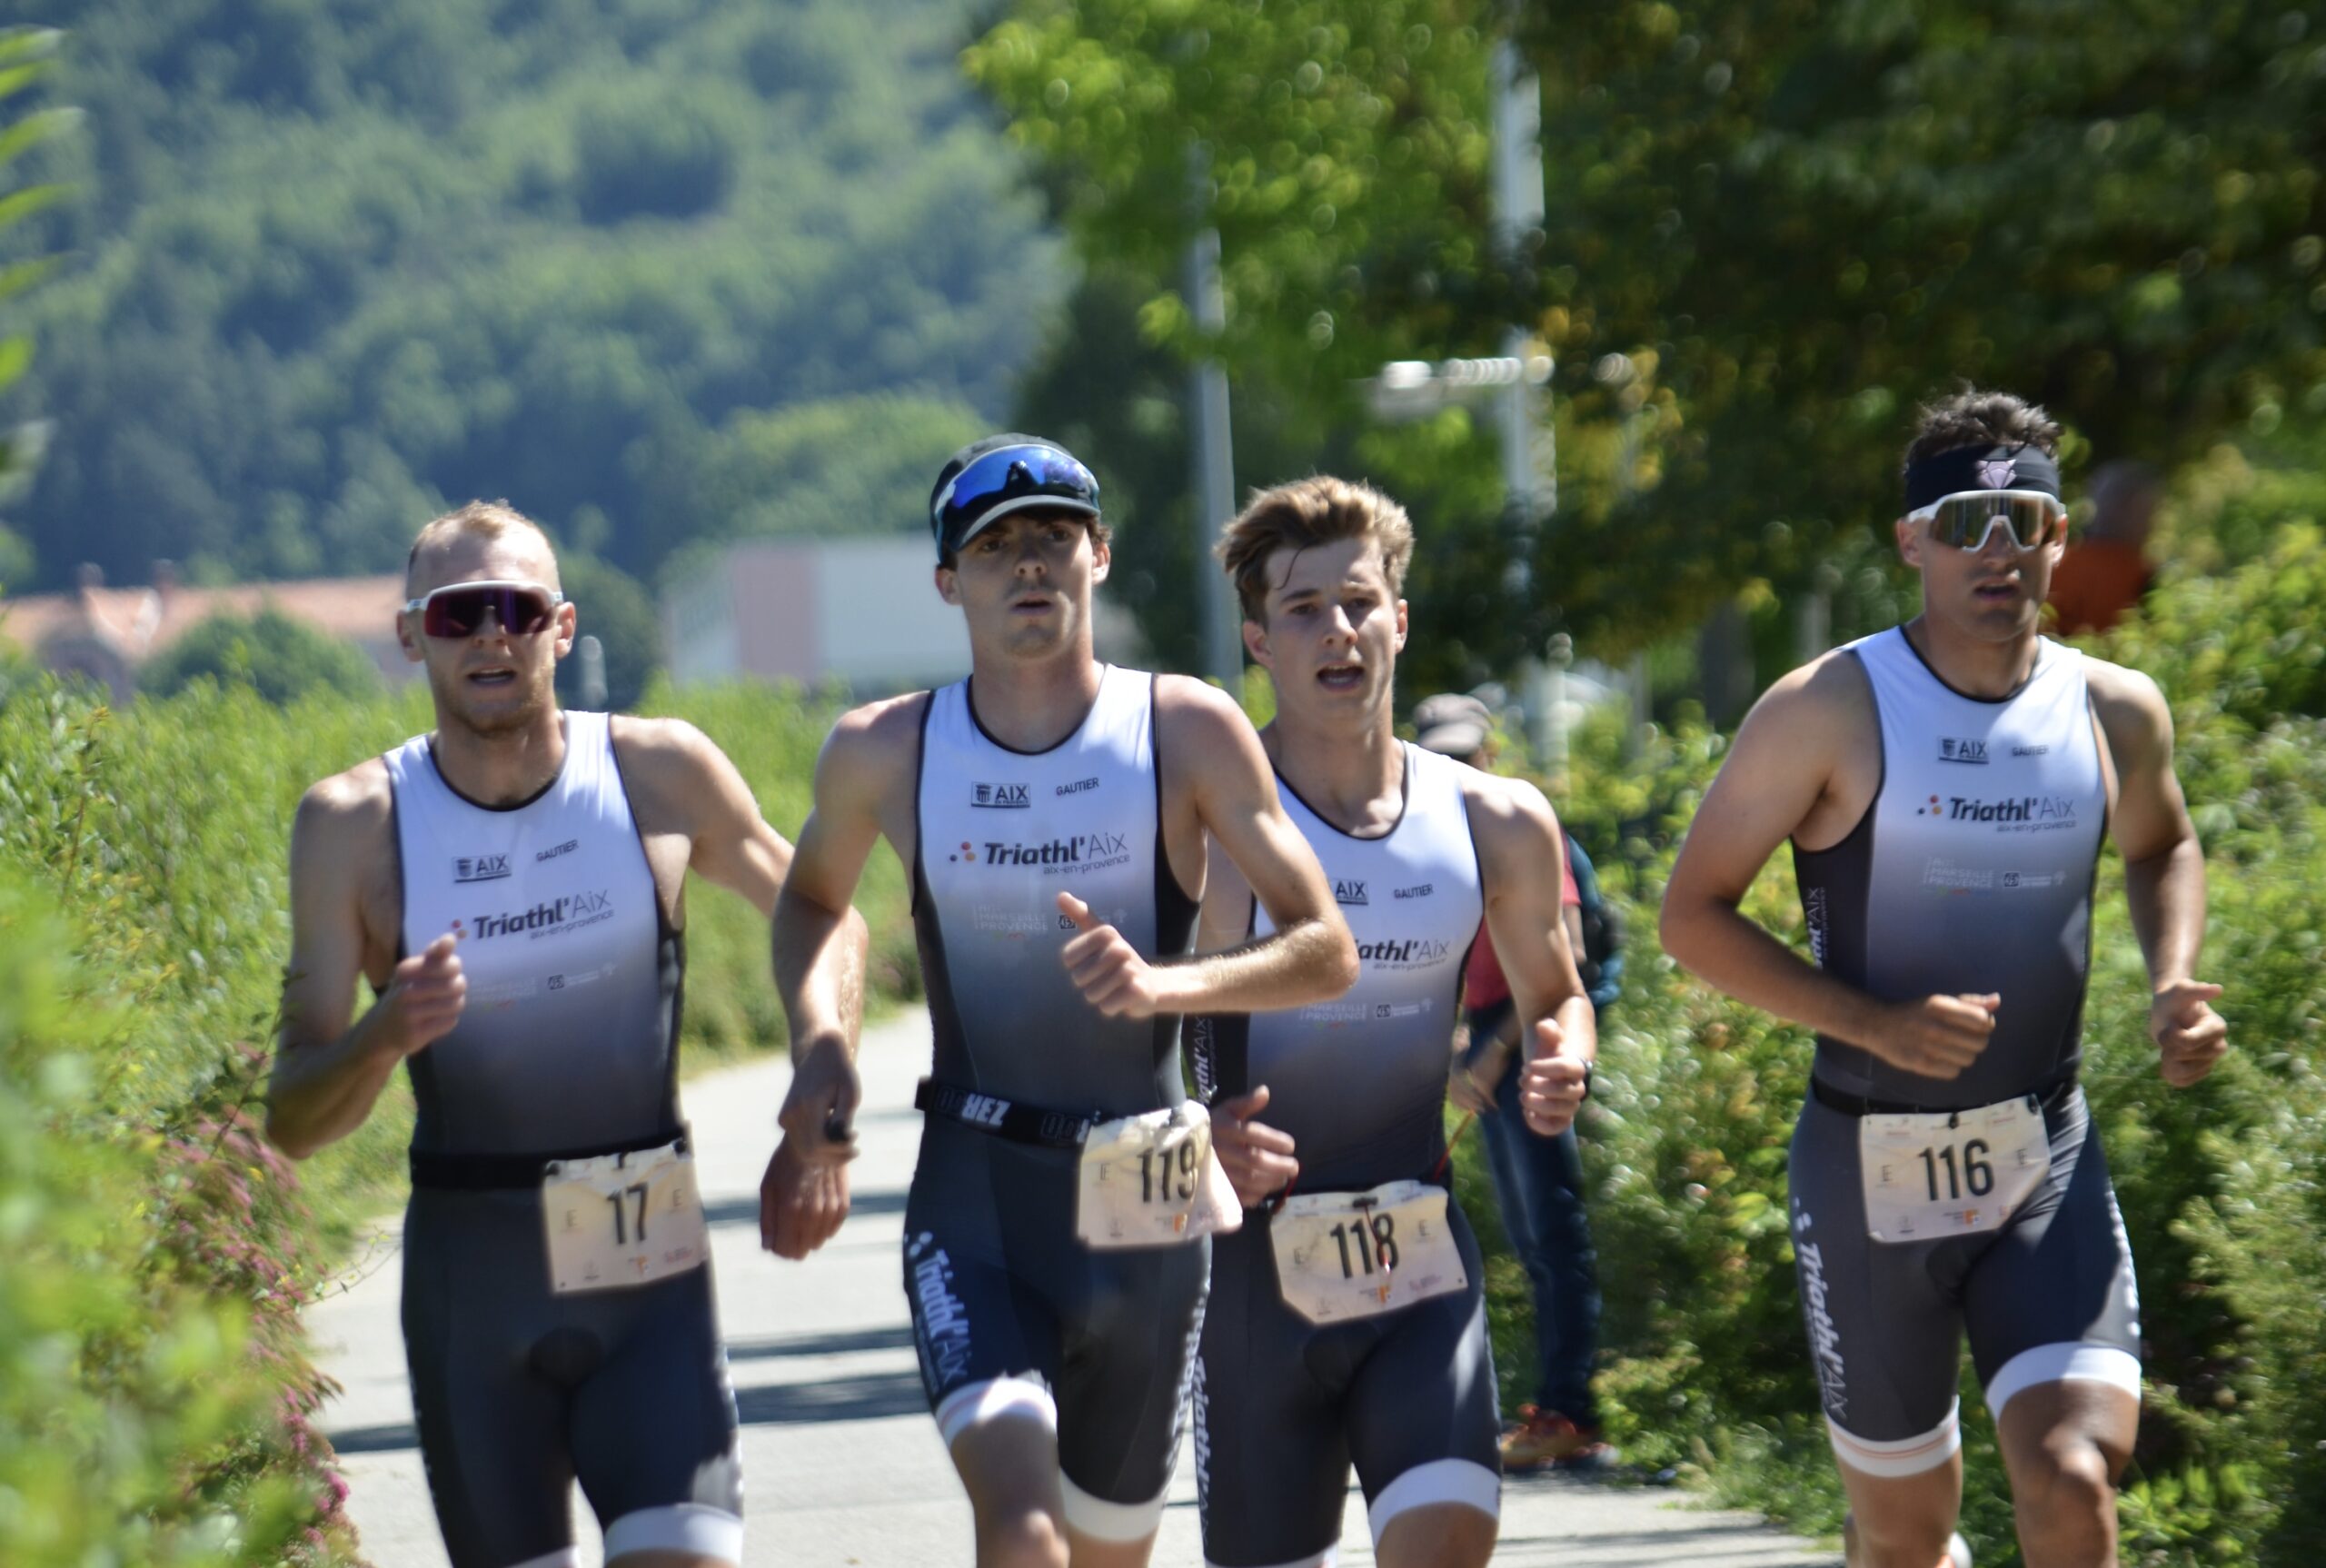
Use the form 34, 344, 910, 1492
1859, 1097, 2049, 1244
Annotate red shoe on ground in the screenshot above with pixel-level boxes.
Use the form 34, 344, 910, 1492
1498, 1405, 1613, 1472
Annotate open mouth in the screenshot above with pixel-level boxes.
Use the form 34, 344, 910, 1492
1011, 594, 1054, 613
1317, 661, 1364, 691
467, 666, 519, 689
1971, 581, 2019, 602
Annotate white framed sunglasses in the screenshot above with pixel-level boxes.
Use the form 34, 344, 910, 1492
403, 580, 567, 639
1905, 490, 2067, 552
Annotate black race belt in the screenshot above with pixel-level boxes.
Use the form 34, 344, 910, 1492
410, 1126, 690, 1190
1810, 1075, 2077, 1119
914, 1078, 1102, 1150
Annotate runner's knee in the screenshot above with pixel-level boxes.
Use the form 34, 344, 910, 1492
974, 1507, 1070, 1568
2010, 1437, 2118, 1547
1374, 1499, 1496, 1568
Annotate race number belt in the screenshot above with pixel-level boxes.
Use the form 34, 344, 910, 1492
1268, 1179, 1466, 1325
1074, 1102, 1242, 1251
1856, 1095, 2051, 1244
540, 1137, 709, 1295
915, 1078, 1100, 1150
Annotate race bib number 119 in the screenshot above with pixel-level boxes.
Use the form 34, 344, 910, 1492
541, 1140, 709, 1295
1075, 1102, 1240, 1250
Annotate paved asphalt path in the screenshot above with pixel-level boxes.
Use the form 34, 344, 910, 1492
313, 1007, 1840, 1567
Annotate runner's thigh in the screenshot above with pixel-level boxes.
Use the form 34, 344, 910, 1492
1789, 1101, 1966, 1459
402, 1189, 577, 1568
1193, 1226, 1349, 1567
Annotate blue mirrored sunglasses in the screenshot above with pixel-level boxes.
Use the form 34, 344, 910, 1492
931, 445, 1098, 551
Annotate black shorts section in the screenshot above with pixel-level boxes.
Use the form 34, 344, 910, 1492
1787, 1086, 2141, 1444
401, 1186, 741, 1568
1194, 1198, 1498, 1567
903, 1116, 1210, 1508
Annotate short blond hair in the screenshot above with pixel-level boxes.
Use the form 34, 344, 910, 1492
406, 501, 559, 590
1217, 476, 1416, 622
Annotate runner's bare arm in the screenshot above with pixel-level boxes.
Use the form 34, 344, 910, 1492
761, 699, 919, 1256
1661, 655, 1997, 1078
1106, 678, 1356, 1017
616, 715, 870, 1040
1192, 832, 1302, 1202
2089, 660, 2227, 1086
267, 767, 463, 1159
1471, 775, 1597, 1136
1194, 832, 1256, 956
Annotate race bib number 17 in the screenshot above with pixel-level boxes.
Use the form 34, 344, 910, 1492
541, 1140, 709, 1295
1859, 1097, 2050, 1244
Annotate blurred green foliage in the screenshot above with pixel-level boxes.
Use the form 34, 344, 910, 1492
0, 674, 914, 1561
141, 604, 384, 705
8, 0, 1061, 594
973, 0, 2326, 680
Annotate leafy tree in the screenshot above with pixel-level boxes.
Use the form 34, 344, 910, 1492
969, 0, 2326, 662
553, 551, 659, 711
9, 0, 1066, 593
140, 604, 382, 705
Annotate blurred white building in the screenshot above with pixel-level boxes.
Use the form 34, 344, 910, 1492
661, 535, 1147, 693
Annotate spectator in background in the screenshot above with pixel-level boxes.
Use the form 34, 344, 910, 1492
1414, 691, 1617, 1470
2047, 460, 2161, 636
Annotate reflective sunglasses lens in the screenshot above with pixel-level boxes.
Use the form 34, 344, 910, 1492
1931, 495, 2057, 551
422, 586, 553, 638
938, 447, 1098, 538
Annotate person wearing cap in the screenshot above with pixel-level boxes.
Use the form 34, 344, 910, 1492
1187, 477, 1595, 1568
1412, 692, 1613, 1471
760, 435, 1357, 1568
1662, 389, 2227, 1568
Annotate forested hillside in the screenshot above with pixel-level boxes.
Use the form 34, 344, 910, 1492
3, 0, 1062, 593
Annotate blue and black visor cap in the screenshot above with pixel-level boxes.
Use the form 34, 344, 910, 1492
929, 439, 1100, 559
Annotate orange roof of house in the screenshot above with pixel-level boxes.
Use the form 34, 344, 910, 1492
0, 575, 413, 676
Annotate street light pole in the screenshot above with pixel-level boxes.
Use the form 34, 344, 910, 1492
1186, 151, 1246, 691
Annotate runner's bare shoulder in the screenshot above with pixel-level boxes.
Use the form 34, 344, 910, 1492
1454, 764, 1564, 866
293, 755, 395, 866
817, 690, 933, 806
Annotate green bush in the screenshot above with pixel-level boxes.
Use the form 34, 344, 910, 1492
140, 605, 383, 706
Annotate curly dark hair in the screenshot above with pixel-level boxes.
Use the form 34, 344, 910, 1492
1903, 387, 2063, 465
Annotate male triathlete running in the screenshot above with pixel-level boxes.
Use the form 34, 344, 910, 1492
760, 436, 1358, 1568
269, 501, 854, 1568
1662, 390, 2229, 1568
1190, 477, 1597, 1568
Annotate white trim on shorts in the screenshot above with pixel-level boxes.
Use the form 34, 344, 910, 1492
1367, 1457, 1501, 1545
935, 1374, 1059, 1448
1983, 1341, 2142, 1422
1825, 1399, 1963, 1479
1205, 1549, 1337, 1568
503, 1550, 582, 1568
1060, 1471, 1170, 1543
603, 1503, 743, 1564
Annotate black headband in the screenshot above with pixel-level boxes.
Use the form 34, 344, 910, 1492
1903, 445, 2061, 512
